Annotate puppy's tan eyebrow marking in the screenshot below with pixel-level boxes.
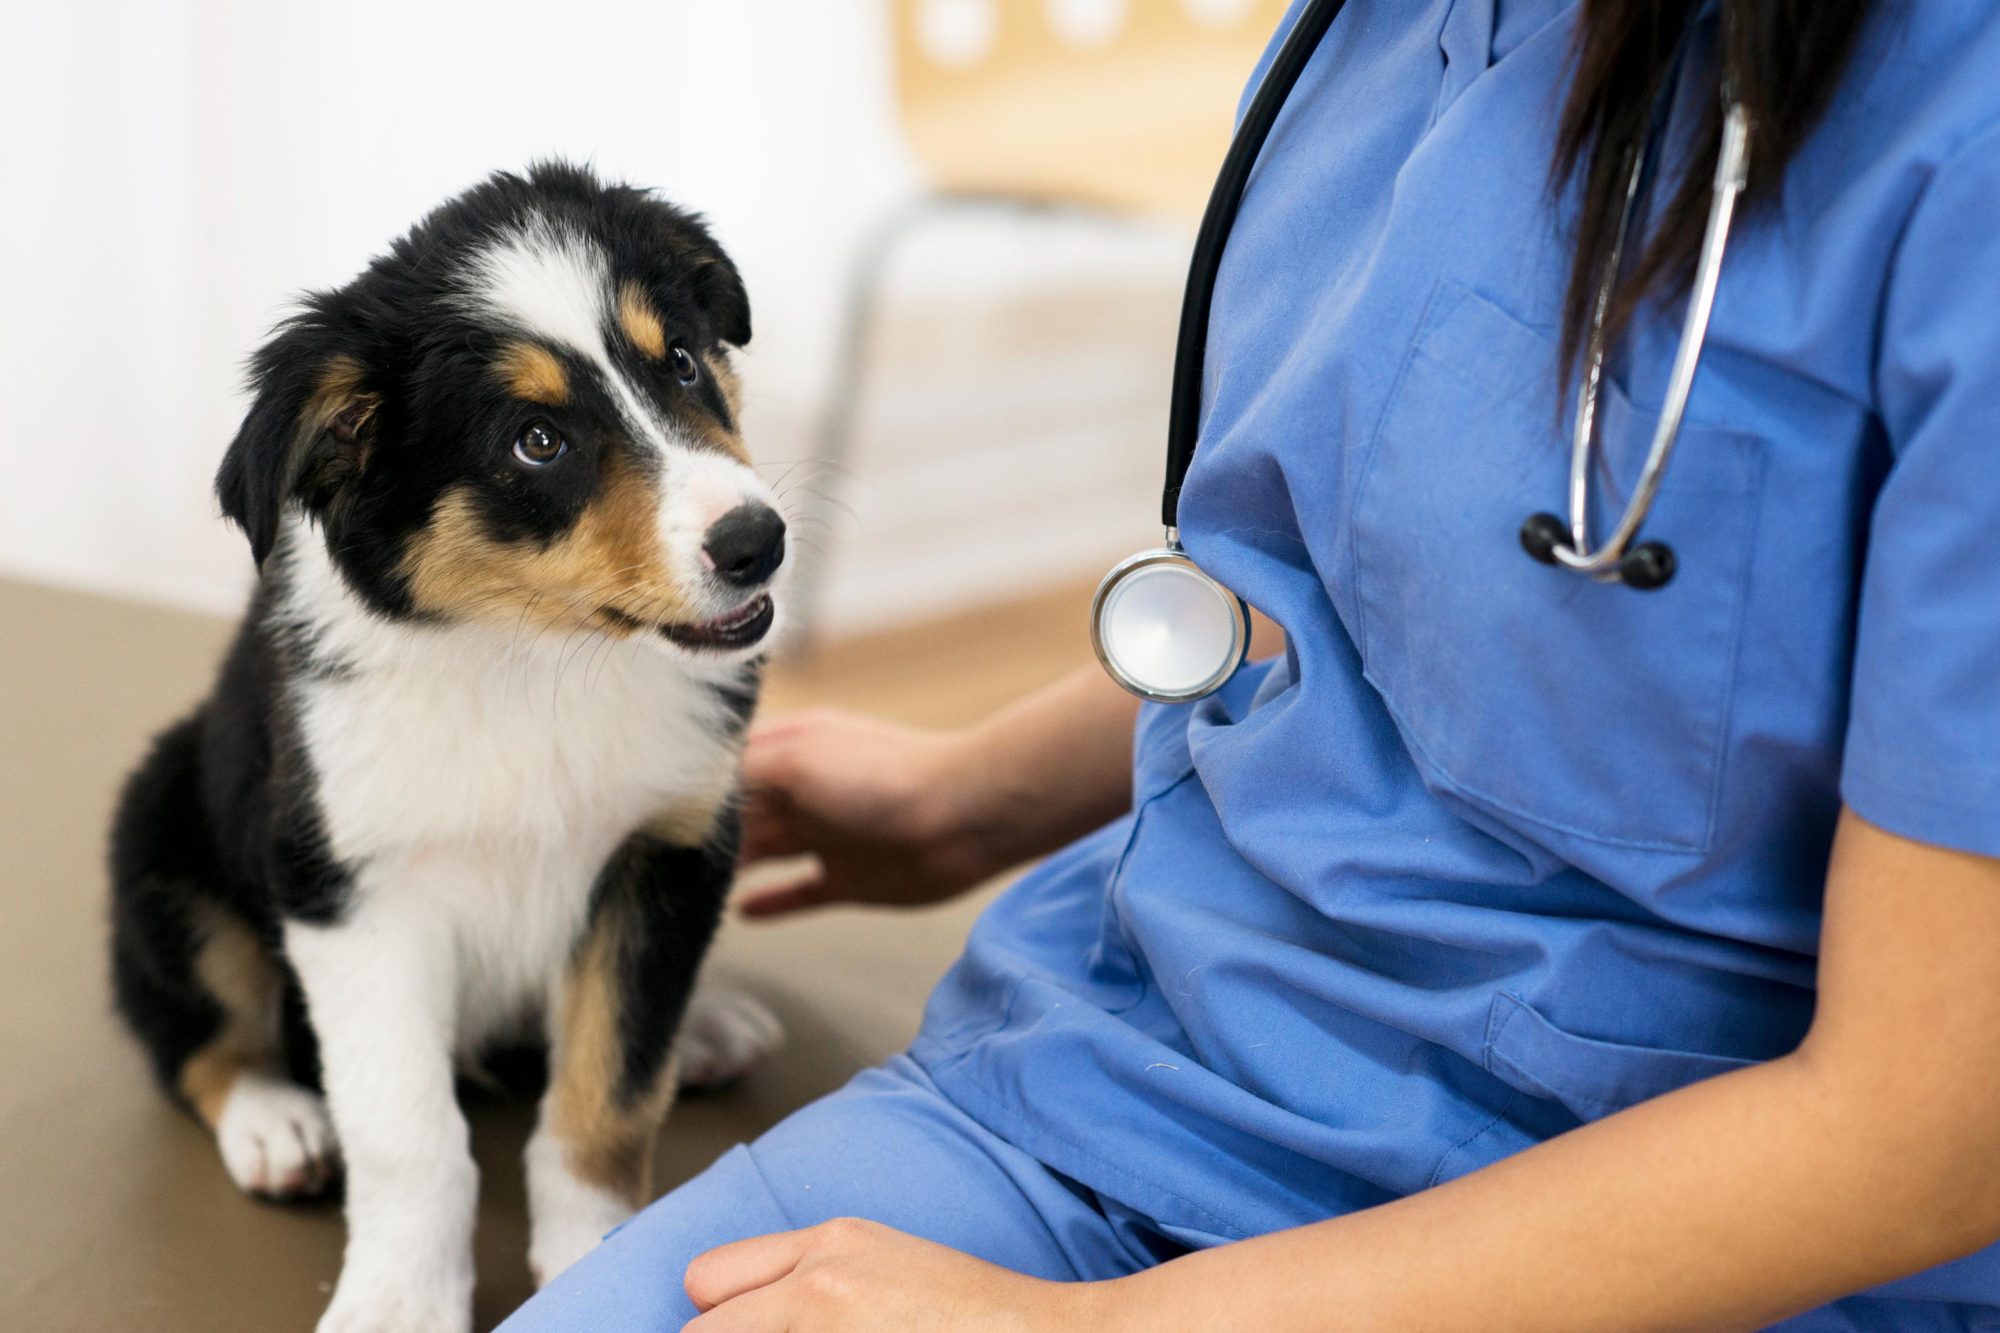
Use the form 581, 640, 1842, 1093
495, 340, 570, 404
616, 281, 666, 360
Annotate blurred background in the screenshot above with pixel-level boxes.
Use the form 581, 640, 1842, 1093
0, 0, 1284, 641
0, 4, 1287, 1327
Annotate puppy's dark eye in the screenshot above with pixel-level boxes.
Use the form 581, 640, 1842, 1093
513, 420, 567, 467
669, 345, 700, 387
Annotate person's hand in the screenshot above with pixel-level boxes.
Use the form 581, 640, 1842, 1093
683, 1218, 1107, 1331
737, 669, 1142, 919
734, 710, 1010, 917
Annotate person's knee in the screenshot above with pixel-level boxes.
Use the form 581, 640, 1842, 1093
500, 1144, 791, 1330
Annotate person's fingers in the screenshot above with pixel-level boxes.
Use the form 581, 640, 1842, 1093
736, 800, 805, 865
747, 706, 832, 737
683, 1279, 791, 1331
736, 868, 835, 919
684, 1228, 815, 1313
739, 733, 801, 793
744, 708, 833, 751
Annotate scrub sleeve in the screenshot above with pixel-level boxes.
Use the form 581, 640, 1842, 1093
1840, 122, 2000, 859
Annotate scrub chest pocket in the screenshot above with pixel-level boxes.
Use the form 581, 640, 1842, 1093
1351, 281, 1765, 854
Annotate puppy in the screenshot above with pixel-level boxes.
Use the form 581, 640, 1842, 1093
110, 162, 786, 1332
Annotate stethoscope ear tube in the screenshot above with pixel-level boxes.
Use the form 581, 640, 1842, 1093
1525, 102, 1753, 588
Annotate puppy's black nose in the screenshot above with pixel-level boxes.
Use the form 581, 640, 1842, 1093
703, 504, 787, 587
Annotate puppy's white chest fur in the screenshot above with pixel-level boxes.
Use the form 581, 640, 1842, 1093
280, 529, 744, 1045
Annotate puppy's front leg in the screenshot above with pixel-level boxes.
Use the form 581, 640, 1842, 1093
525, 827, 733, 1285
288, 888, 474, 1333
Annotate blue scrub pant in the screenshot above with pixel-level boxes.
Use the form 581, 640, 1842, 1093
499, 1057, 1179, 1332
503, 1056, 1999, 1332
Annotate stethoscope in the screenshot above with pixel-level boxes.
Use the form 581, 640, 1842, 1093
1090, 0, 1753, 704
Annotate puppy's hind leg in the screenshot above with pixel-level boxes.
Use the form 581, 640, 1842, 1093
110, 715, 337, 1199
179, 914, 338, 1199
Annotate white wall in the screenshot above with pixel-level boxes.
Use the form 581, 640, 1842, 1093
0, 0, 1184, 633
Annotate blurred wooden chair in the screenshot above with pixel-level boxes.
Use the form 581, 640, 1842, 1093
791, 0, 1286, 644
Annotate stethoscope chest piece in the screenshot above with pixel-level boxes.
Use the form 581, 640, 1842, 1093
1091, 542, 1250, 704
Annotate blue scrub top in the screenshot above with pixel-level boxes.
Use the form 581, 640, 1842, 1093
910, 0, 2000, 1319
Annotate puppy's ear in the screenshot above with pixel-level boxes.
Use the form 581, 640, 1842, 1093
216, 323, 382, 568
691, 247, 751, 348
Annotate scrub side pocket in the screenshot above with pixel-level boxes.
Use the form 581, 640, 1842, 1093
1349, 281, 1764, 854
1482, 991, 1756, 1121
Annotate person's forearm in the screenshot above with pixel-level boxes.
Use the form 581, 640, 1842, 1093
950, 665, 1141, 873
948, 612, 1287, 876
1103, 1050, 2000, 1332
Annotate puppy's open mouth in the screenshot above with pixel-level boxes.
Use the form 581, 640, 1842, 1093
600, 594, 775, 651
661, 594, 774, 650
652, 595, 775, 651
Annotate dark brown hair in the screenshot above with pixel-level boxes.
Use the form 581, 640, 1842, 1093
1553, 0, 1877, 379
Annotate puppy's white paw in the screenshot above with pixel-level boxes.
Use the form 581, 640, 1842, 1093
315, 1258, 473, 1333
525, 1131, 634, 1287
527, 1191, 630, 1289
676, 982, 783, 1089
215, 1071, 339, 1199
315, 1292, 470, 1333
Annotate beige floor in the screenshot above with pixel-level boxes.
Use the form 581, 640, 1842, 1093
0, 575, 1091, 1332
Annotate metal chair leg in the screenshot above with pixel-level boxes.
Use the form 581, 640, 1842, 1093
783, 190, 1127, 655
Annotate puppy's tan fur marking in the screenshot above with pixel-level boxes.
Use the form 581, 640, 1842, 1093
176, 908, 280, 1127
616, 283, 667, 361
546, 912, 673, 1203
643, 788, 735, 850
299, 354, 383, 479
710, 358, 744, 418
691, 420, 751, 465
307, 355, 380, 434
496, 340, 571, 405
402, 454, 689, 633
697, 359, 752, 463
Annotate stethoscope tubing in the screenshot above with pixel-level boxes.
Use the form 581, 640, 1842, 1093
1557, 103, 1752, 578
1162, 0, 1350, 529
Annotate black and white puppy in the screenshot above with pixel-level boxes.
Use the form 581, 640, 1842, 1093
110, 162, 787, 1332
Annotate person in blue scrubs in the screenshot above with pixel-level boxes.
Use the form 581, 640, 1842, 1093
508, 2, 2000, 1328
